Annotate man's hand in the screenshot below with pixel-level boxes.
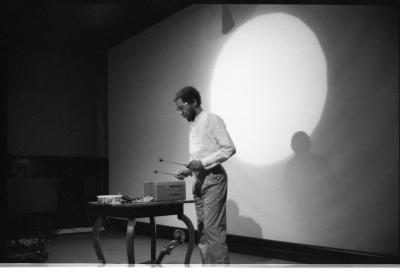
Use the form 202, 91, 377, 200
186, 160, 204, 172
175, 168, 191, 180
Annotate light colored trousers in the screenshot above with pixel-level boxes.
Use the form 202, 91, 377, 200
193, 164, 229, 264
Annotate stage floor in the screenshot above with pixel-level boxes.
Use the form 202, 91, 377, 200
43, 230, 297, 265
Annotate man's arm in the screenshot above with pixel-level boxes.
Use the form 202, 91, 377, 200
200, 115, 236, 168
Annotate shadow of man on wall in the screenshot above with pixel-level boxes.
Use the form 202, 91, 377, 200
283, 131, 338, 243
227, 199, 263, 239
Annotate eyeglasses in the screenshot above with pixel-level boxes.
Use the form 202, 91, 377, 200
176, 102, 188, 113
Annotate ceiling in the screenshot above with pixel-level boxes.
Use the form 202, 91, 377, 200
4, 0, 197, 55
4, 0, 393, 55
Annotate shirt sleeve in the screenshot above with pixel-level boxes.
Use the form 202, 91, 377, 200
200, 115, 236, 168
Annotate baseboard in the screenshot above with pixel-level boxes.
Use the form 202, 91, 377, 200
104, 217, 199, 243
226, 233, 399, 264
104, 217, 399, 264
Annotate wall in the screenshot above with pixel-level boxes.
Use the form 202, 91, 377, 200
7, 46, 107, 157
108, 4, 398, 255
6, 45, 109, 232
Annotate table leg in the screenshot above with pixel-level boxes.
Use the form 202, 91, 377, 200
178, 214, 195, 264
92, 216, 106, 264
126, 218, 136, 264
150, 216, 156, 263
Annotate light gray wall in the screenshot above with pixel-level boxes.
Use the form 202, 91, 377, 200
108, 5, 398, 255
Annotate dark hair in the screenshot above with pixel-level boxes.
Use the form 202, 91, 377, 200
174, 86, 202, 106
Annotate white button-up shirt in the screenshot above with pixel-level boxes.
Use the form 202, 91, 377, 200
189, 111, 236, 169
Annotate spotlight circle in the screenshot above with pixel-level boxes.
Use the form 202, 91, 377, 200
210, 13, 327, 165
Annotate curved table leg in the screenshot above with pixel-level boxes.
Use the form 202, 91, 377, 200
178, 214, 195, 264
92, 216, 106, 264
126, 218, 136, 264
149, 217, 156, 263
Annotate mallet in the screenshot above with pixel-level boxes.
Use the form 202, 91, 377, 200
154, 169, 177, 176
158, 157, 186, 167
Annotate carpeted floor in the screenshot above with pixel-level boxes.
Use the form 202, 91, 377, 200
43, 230, 297, 265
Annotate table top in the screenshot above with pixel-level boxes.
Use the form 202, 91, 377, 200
88, 199, 195, 208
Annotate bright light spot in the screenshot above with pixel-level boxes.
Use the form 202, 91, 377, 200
210, 13, 327, 165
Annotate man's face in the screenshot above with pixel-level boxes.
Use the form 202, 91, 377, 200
175, 98, 196, 122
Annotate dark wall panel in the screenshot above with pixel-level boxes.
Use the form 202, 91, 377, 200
6, 43, 108, 235
7, 156, 108, 235
7, 46, 108, 157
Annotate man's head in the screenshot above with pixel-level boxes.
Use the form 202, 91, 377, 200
291, 131, 311, 155
174, 86, 202, 122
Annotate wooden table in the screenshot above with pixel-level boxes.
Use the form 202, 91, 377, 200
88, 200, 195, 264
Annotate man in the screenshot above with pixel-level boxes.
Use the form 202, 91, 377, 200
173, 86, 236, 264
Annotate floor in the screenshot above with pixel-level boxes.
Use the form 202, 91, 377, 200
42, 230, 297, 265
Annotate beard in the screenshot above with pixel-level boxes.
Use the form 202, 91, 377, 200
184, 107, 197, 122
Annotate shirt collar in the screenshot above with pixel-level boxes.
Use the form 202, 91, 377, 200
190, 110, 205, 127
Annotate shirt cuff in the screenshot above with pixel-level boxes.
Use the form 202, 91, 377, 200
200, 157, 212, 168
